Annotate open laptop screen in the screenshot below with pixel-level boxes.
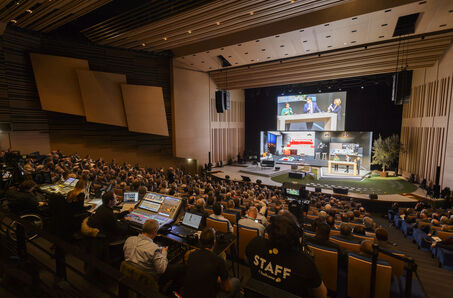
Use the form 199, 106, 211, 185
182, 212, 202, 229
123, 192, 139, 202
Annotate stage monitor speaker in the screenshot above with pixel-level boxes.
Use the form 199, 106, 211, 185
225, 175, 230, 180
215, 91, 225, 113
223, 91, 230, 110
315, 187, 322, 193
274, 167, 280, 171
289, 172, 305, 179
333, 187, 348, 195
369, 194, 378, 200
256, 179, 262, 185
241, 175, 251, 182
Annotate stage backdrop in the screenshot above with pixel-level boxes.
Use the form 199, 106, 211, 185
245, 74, 402, 156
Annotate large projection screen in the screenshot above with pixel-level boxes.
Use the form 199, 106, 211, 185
121, 84, 169, 136
30, 53, 88, 116
76, 70, 127, 127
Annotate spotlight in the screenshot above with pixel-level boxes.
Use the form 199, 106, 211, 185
318, 90, 322, 93
361, 86, 364, 89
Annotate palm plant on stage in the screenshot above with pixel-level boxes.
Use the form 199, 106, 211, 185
371, 134, 400, 177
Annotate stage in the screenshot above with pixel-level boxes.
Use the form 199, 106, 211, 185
210, 163, 419, 205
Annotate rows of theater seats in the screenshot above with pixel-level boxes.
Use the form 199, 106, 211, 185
303, 206, 418, 298
389, 207, 453, 270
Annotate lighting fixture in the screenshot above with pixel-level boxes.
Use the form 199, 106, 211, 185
216, 21, 221, 25
187, 30, 192, 34
141, 43, 146, 46
163, 37, 167, 41
250, 11, 254, 15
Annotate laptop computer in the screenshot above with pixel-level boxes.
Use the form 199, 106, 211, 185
123, 192, 139, 203
170, 212, 202, 238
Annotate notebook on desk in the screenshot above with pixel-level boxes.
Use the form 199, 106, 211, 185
170, 212, 202, 238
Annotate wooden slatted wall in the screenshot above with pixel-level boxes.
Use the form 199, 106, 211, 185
399, 57, 453, 187
210, 89, 245, 164
0, 26, 180, 166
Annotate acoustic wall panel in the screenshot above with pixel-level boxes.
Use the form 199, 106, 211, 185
121, 84, 169, 136
76, 70, 127, 127
30, 53, 88, 116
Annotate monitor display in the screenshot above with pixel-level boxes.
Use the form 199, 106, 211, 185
286, 188, 300, 196
123, 192, 139, 202
139, 200, 161, 212
144, 193, 164, 204
277, 92, 346, 131
182, 212, 202, 229
158, 196, 181, 217
63, 177, 76, 186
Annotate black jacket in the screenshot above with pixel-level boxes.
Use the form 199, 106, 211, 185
87, 205, 128, 239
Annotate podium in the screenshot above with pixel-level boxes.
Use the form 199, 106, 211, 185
277, 112, 338, 130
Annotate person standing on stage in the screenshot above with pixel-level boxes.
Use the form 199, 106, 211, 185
281, 102, 294, 116
355, 157, 361, 174
345, 155, 351, 173
303, 97, 321, 130
333, 154, 340, 171
327, 98, 342, 127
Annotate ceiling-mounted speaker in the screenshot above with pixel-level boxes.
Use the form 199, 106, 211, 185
392, 69, 412, 105
215, 90, 230, 113
216, 90, 225, 113
223, 90, 230, 110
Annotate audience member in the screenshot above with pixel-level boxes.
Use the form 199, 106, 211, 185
183, 228, 240, 298
209, 202, 233, 232
238, 206, 265, 237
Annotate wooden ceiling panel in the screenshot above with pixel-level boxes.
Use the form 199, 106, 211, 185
175, 0, 453, 72
209, 32, 453, 89
0, 0, 112, 32
81, 0, 350, 51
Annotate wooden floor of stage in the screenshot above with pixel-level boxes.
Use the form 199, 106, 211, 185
210, 165, 419, 203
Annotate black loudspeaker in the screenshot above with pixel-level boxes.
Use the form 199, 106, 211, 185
274, 167, 280, 171
315, 187, 322, 193
216, 91, 225, 113
333, 187, 348, 195
369, 194, 378, 200
256, 179, 262, 185
241, 175, 251, 182
288, 172, 305, 179
225, 175, 230, 180
223, 91, 230, 110
392, 69, 412, 105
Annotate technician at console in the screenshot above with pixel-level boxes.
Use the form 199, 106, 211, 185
87, 191, 131, 241
124, 219, 168, 275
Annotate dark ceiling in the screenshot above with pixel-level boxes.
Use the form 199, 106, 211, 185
50, 0, 213, 42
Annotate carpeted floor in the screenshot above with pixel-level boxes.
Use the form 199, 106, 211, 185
373, 215, 453, 298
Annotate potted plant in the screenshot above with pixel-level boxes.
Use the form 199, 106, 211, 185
371, 134, 400, 177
